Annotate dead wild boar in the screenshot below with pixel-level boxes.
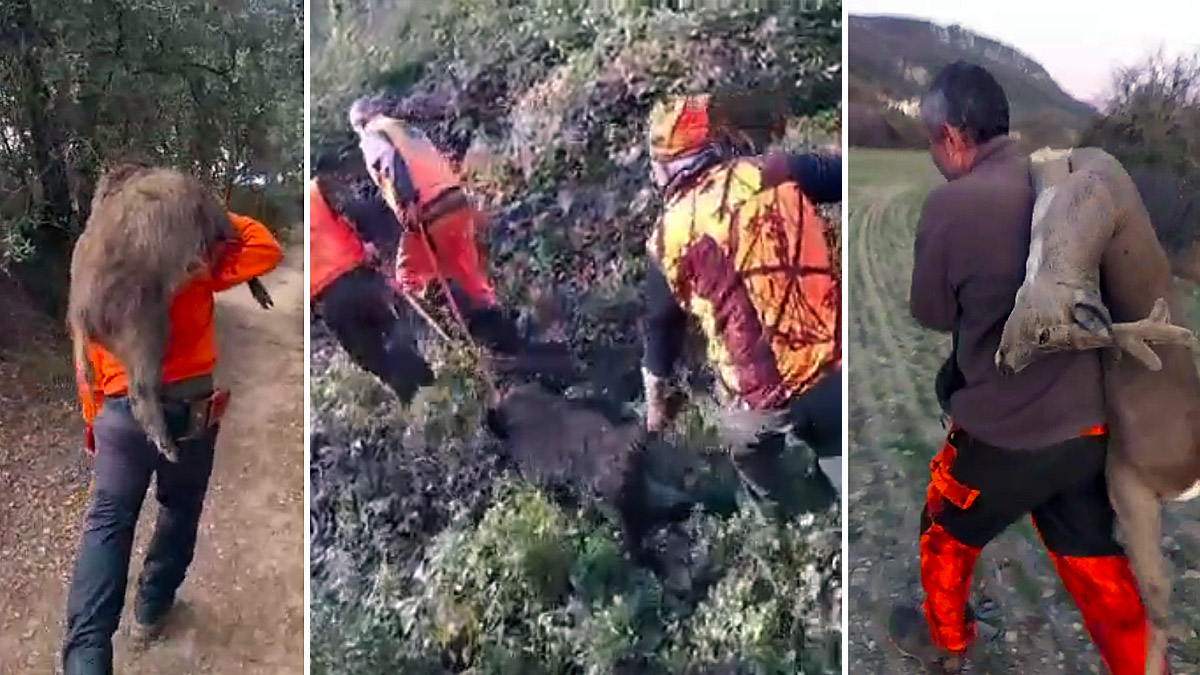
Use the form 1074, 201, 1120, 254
485, 382, 646, 505
484, 382, 694, 570
68, 163, 236, 463
995, 146, 1200, 674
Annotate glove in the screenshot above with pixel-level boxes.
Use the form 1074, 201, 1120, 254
83, 423, 96, 456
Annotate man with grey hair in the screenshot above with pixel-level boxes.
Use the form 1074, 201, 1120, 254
889, 61, 1152, 674
348, 92, 521, 356
348, 94, 393, 134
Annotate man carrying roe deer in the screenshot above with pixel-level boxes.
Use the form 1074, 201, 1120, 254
887, 60, 1155, 675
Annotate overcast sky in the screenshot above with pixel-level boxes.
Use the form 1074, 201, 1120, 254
848, 0, 1199, 105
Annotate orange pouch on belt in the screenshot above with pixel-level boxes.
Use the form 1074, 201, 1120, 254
182, 389, 231, 439
206, 389, 231, 428
926, 429, 981, 511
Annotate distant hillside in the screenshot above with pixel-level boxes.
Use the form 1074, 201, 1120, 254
848, 14, 1097, 148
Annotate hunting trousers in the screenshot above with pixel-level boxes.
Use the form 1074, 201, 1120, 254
396, 205, 496, 307
716, 364, 842, 516
920, 426, 1156, 675
62, 396, 218, 675
318, 266, 433, 402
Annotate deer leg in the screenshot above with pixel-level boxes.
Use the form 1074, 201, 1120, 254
1107, 451, 1170, 675
1045, 298, 1200, 371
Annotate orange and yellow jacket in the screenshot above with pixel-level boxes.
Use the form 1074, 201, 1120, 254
75, 212, 284, 426
643, 157, 841, 410
309, 178, 368, 298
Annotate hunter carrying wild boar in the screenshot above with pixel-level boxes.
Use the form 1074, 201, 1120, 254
63, 162, 283, 675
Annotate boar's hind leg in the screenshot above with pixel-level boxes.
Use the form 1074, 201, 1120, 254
1107, 451, 1169, 675
116, 321, 178, 463
247, 278, 274, 309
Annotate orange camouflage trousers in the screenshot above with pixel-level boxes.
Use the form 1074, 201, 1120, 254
920, 424, 1158, 674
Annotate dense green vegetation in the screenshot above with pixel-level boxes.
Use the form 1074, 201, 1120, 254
1081, 52, 1200, 254
310, 1, 843, 673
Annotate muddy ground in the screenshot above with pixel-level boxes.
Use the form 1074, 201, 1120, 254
0, 232, 306, 674
846, 149, 1200, 673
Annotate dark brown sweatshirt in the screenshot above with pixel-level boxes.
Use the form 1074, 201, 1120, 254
909, 136, 1106, 449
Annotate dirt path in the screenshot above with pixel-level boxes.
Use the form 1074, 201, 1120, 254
847, 150, 1200, 673
0, 231, 305, 675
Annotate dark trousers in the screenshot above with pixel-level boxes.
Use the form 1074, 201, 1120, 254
318, 266, 432, 401
61, 397, 218, 675
319, 267, 520, 396
784, 363, 842, 460
920, 427, 1150, 673
922, 428, 1122, 553
718, 365, 843, 514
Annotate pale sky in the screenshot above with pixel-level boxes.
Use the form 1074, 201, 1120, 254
849, 0, 1200, 105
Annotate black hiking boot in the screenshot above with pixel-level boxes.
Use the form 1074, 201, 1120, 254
128, 599, 182, 652
464, 305, 522, 357
887, 603, 968, 673
887, 602, 1000, 673
382, 324, 435, 404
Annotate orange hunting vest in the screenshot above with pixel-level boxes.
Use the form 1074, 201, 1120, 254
648, 158, 841, 409
362, 116, 461, 211
309, 179, 367, 298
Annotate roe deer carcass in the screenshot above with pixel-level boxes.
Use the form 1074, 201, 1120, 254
995, 146, 1200, 674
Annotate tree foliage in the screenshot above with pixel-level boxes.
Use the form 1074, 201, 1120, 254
0, 0, 303, 286
1082, 51, 1200, 254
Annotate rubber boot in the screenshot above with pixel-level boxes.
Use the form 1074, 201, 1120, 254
1049, 553, 1164, 675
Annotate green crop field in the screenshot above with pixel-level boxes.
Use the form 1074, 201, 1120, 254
846, 149, 1200, 673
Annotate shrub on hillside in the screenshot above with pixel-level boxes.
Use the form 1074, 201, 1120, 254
1082, 52, 1200, 254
